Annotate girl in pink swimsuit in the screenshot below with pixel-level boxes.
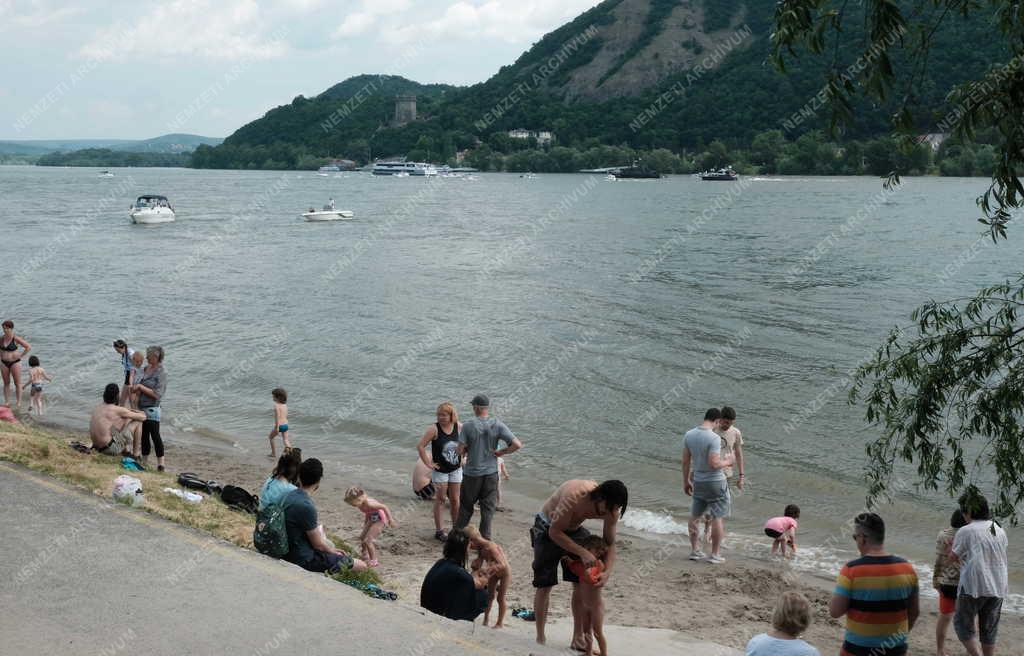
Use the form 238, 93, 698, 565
763, 504, 800, 558
345, 486, 395, 568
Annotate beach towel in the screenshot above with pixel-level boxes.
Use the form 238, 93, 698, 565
0, 406, 17, 423
121, 456, 145, 471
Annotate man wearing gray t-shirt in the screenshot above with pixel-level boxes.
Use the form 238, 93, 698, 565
682, 407, 734, 563
455, 394, 523, 539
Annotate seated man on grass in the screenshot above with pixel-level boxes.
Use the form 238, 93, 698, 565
89, 383, 144, 457
283, 458, 367, 574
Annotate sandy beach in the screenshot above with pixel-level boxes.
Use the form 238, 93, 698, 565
36, 425, 1010, 656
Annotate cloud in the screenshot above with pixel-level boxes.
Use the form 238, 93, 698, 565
334, 12, 375, 38
332, 0, 412, 39
0, 1, 85, 30
79, 0, 289, 61
380, 0, 599, 46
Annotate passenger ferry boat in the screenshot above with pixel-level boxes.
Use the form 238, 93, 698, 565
371, 161, 438, 176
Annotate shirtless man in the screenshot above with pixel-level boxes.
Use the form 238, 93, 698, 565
89, 383, 145, 457
464, 525, 511, 627
531, 479, 629, 648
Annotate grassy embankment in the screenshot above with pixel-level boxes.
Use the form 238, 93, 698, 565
0, 422, 378, 586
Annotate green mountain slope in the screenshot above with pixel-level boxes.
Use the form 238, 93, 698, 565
192, 0, 1009, 170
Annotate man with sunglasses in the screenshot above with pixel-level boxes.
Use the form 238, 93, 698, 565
830, 513, 920, 656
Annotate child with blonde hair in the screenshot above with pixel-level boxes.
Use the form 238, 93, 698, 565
127, 351, 145, 408
464, 525, 511, 628
344, 486, 394, 568
561, 534, 610, 656
746, 591, 820, 655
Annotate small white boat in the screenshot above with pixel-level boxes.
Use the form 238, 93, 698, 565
130, 195, 175, 224
99, 170, 115, 178
302, 209, 354, 221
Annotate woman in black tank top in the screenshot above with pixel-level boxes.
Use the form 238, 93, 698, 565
416, 402, 464, 541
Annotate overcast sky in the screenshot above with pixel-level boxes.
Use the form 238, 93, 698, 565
0, 0, 601, 140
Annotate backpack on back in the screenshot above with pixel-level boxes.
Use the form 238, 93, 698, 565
254, 501, 290, 558
220, 484, 258, 515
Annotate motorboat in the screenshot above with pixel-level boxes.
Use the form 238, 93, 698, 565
130, 195, 175, 224
303, 209, 354, 221
99, 170, 115, 178
699, 167, 739, 181
302, 200, 353, 221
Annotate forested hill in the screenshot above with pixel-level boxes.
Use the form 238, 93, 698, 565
191, 0, 1010, 171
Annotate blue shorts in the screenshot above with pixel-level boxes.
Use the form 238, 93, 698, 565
691, 479, 730, 518
278, 424, 288, 433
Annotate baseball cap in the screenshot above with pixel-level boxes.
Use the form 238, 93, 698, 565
471, 394, 490, 407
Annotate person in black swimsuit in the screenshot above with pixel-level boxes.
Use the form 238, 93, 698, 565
1, 320, 31, 409
416, 402, 464, 542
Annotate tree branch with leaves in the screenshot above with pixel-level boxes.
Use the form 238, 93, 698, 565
772, 0, 1024, 521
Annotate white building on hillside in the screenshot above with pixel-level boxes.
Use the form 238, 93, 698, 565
508, 129, 553, 146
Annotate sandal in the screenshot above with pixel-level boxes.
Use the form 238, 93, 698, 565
434, 529, 447, 542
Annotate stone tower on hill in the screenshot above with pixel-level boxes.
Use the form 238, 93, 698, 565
394, 95, 417, 125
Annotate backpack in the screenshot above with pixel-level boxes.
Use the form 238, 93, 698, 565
178, 472, 221, 495
221, 484, 258, 515
254, 501, 290, 558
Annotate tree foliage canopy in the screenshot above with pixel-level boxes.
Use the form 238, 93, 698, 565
773, 0, 1024, 521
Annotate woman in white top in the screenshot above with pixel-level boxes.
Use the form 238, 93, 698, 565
746, 592, 820, 656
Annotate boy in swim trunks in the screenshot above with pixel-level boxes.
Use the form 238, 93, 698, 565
268, 388, 292, 458
22, 355, 52, 416
464, 525, 511, 628
562, 534, 610, 656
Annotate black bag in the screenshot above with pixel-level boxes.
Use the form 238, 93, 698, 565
221, 485, 259, 515
177, 472, 221, 495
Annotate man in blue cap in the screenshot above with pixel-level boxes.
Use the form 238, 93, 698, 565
455, 394, 522, 539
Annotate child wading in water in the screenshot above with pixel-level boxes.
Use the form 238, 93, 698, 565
562, 535, 610, 656
764, 504, 800, 558
464, 525, 511, 628
128, 351, 145, 408
23, 356, 52, 415
267, 388, 291, 458
344, 486, 394, 568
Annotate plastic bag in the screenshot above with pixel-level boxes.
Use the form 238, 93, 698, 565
163, 487, 203, 504
113, 475, 144, 506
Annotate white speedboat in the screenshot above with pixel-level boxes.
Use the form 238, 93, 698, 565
99, 170, 115, 178
130, 195, 175, 224
302, 209, 354, 221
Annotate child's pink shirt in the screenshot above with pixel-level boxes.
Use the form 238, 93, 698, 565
764, 516, 798, 533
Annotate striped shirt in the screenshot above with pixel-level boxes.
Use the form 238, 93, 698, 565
834, 555, 918, 656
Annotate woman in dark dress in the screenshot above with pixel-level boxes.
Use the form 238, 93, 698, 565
420, 529, 489, 622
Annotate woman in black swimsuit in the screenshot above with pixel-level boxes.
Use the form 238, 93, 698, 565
1, 320, 31, 409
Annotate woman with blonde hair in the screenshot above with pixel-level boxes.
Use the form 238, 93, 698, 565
417, 401, 463, 541
746, 591, 820, 655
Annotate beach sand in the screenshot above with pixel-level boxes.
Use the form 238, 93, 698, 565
17, 421, 1023, 656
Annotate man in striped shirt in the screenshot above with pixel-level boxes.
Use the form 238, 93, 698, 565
830, 513, 920, 656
